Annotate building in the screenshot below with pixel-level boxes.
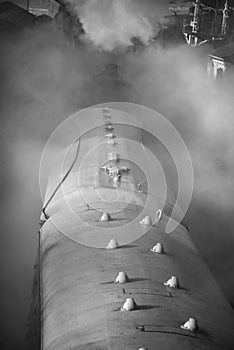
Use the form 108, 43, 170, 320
0, 1, 35, 30
167, 1, 234, 46
165, 2, 234, 78
27, 0, 59, 18
0, 0, 59, 17
207, 41, 234, 78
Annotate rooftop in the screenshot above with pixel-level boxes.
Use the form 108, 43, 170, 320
0, 1, 35, 28
209, 41, 234, 63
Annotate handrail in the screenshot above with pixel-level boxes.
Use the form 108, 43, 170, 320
42, 138, 80, 218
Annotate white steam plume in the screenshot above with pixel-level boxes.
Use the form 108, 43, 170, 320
122, 44, 234, 302
64, 0, 166, 51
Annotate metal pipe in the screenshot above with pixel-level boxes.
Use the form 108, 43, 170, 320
188, 0, 200, 46
221, 0, 229, 36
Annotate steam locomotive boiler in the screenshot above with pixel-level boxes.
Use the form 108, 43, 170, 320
26, 104, 234, 350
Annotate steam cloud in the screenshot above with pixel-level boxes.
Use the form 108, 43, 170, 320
1, 1, 234, 350
62, 0, 166, 50
123, 44, 234, 302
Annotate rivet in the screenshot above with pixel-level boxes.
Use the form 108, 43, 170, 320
164, 276, 180, 288
105, 239, 119, 249
180, 318, 197, 332
100, 212, 111, 222
115, 271, 129, 284
155, 209, 162, 224
139, 216, 152, 225
121, 297, 136, 311
151, 243, 164, 254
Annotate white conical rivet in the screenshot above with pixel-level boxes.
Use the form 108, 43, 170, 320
164, 276, 180, 288
100, 212, 111, 222
155, 209, 162, 224
180, 318, 197, 332
115, 271, 129, 284
121, 298, 136, 311
138, 348, 148, 350
151, 243, 164, 254
105, 239, 119, 249
139, 216, 152, 225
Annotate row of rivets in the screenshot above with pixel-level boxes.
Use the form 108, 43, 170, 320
103, 108, 115, 142
102, 108, 197, 349
147, 209, 198, 334
103, 108, 122, 189
113, 270, 181, 291
103, 109, 146, 347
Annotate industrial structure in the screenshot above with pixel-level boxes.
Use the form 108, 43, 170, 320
162, 1, 234, 77
207, 41, 234, 78
168, 0, 234, 46
26, 105, 234, 349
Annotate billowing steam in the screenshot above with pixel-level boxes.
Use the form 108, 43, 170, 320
122, 44, 234, 302
78, 0, 153, 50
62, 0, 166, 50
